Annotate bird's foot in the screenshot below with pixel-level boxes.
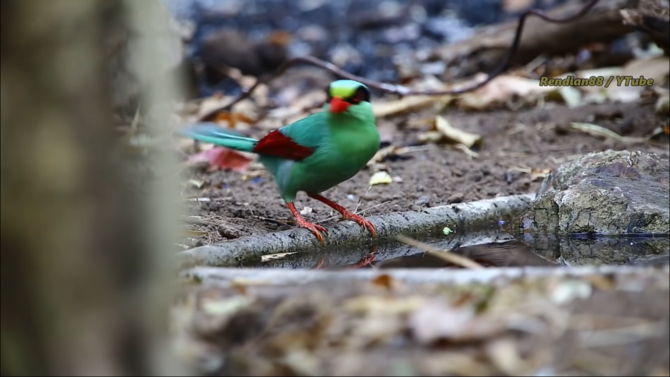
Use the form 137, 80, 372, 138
347, 251, 377, 269
340, 211, 377, 238
307, 194, 377, 239
312, 256, 327, 269
287, 202, 328, 245
296, 217, 328, 245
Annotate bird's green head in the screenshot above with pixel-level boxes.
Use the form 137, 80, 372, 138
326, 80, 371, 116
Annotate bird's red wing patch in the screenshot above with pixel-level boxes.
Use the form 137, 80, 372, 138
252, 130, 315, 161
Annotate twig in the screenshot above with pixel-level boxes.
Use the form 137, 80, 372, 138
198, 0, 601, 121
353, 186, 373, 214
395, 234, 485, 270
251, 213, 293, 226
570, 122, 651, 144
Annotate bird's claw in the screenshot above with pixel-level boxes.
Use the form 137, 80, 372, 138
341, 212, 377, 238
347, 252, 377, 269
296, 218, 328, 245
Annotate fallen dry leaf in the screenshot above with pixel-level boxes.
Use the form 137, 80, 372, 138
621, 56, 669, 84
530, 168, 552, 182
550, 279, 593, 304
201, 296, 252, 317
344, 296, 424, 314
188, 179, 205, 188
509, 166, 553, 182
456, 74, 555, 110
213, 111, 255, 129
434, 116, 482, 148
485, 338, 527, 375
369, 171, 393, 186
368, 145, 399, 165
452, 144, 479, 158
546, 86, 583, 108
570, 122, 649, 144
409, 300, 505, 343
188, 146, 254, 172
371, 274, 394, 290
416, 116, 481, 157
373, 95, 453, 118
565, 67, 623, 95
196, 93, 233, 119
571, 58, 668, 103
196, 95, 259, 125
417, 130, 443, 144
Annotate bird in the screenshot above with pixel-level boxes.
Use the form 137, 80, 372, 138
179, 79, 381, 245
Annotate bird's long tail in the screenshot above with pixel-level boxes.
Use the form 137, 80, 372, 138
178, 123, 258, 153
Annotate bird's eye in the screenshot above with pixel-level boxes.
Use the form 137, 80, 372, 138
350, 86, 370, 104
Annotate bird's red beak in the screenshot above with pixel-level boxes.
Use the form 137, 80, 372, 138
329, 96, 350, 114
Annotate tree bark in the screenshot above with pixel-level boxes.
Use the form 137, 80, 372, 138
1, 0, 185, 375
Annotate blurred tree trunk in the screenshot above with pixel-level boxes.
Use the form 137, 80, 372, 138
1, 0, 184, 375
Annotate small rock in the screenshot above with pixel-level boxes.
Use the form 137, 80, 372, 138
504, 171, 516, 184
420, 61, 446, 77
218, 223, 246, 239
415, 195, 431, 206
447, 192, 465, 204
521, 150, 669, 235
329, 43, 363, 68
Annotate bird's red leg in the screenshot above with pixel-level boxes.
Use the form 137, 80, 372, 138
307, 194, 377, 238
347, 251, 377, 269
312, 256, 327, 270
287, 202, 328, 245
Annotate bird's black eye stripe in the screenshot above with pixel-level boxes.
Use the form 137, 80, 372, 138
348, 86, 370, 104
326, 85, 370, 104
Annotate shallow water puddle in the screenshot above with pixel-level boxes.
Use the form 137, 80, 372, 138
255, 229, 669, 269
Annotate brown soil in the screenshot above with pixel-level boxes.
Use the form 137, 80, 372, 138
181, 100, 669, 247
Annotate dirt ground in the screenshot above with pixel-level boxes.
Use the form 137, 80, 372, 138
181, 99, 669, 247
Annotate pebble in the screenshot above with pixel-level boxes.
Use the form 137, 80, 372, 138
447, 192, 465, 203
414, 195, 431, 206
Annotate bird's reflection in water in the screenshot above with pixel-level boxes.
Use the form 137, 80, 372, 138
312, 240, 557, 270
375, 240, 557, 269
312, 244, 378, 270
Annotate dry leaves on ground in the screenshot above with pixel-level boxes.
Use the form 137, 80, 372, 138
173, 267, 670, 376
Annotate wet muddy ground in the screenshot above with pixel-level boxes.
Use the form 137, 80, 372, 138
181, 100, 669, 246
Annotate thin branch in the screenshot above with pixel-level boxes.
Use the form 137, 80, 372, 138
395, 234, 485, 270
198, 0, 600, 121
